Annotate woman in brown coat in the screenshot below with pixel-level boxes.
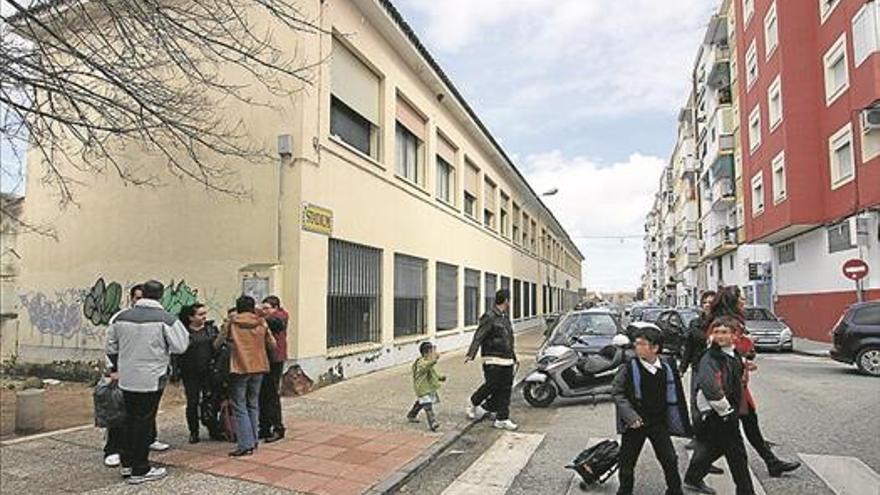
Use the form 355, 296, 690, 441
216, 295, 276, 456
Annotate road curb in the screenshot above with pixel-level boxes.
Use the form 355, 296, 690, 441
367, 418, 479, 495
792, 348, 830, 358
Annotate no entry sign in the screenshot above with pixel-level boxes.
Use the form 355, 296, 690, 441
842, 259, 869, 281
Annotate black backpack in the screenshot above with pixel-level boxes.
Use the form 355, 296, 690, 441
566, 439, 620, 486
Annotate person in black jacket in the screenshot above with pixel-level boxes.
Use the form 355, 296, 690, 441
612, 326, 690, 495
679, 290, 716, 376
465, 289, 518, 431
683, 316, 755, 495
178, 304, 220, 444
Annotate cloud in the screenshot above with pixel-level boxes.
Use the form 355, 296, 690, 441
523, 151, 665, 292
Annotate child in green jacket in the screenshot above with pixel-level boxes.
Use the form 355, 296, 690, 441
407, 341, 446, 431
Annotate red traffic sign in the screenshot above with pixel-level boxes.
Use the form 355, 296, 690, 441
842, 259, 869, 281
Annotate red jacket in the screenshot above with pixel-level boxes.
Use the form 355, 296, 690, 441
735, 332, 757, 414
266, 309, 289, 363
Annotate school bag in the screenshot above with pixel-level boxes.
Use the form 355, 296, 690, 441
93, 376, 126, 428
218, 398, 237, 442
565, 439, 620, 486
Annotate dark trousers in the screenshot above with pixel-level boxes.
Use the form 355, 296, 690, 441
407, 401, 436, 424
685, 415, 755, 495
617, 422, 683, 495
259, 361, 284, 436
183, 372, 210, 435
104, 427, 125, 457
470, 364, 514, 421
741, 408, 774, 462
120, 390, 162, 476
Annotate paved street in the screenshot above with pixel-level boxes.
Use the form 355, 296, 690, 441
395, 343, 880, 495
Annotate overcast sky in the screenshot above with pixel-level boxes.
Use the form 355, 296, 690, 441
395, 0, 716, 292
1, 0, 717, 293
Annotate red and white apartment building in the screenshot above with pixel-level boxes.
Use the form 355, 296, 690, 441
734, 0, 880, 341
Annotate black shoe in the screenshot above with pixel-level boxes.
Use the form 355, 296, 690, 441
265, 430, 285, 444
188, 433, 200, 444
683, 480, 717, 494
258, 431, 272, 440
708, 464, 724, 475
228, 448, 253, 457
768, 459, 801, 477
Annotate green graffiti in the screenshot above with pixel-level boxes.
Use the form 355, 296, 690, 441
161, 279, 198, 315
82, 278, 123, 326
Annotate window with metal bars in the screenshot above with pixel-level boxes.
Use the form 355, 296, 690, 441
436, 263, 458, 331
522, 281, 530, 318
531, 282, 538, 317
484, 273, 497, 314
327, 239, 382, 348
394, 254, 427, 338
465, 269, 481, 326
513, 279, 521, 319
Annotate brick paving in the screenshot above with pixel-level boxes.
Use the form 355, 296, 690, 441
152, 419, 434, 494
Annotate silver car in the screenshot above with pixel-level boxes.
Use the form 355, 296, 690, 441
744, 307, 794, 351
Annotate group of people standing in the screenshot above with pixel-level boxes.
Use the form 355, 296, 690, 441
613, 286, 800, 495
103, 280, 289, 485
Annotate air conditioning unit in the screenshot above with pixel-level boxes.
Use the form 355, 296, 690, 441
861, 107, 880, 132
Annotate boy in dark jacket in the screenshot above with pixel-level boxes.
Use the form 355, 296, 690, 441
683, 316, 755, 495
612, 326, 690, 495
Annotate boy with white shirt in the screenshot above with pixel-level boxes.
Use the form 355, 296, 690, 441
612, 326, 690, 495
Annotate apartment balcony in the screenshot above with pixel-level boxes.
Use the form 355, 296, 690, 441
703, 227, 737, 260
706, 46, 731, 89
678, 156, 698, 179
711, 178, 736, 212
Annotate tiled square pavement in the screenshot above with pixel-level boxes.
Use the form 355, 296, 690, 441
151, 420, 435, 494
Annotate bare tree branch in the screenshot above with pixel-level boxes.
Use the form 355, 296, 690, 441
1, 0, 324, 224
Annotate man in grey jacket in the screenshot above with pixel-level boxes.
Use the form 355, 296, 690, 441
106, 280, 189, 485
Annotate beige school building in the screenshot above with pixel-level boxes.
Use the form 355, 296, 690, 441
8, 0, 584, 380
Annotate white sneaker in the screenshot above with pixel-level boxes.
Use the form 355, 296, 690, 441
493, 419, 518, 431
466, 403, 488, 420
126, 467, 167, 485
104, 454, 120, 467
149, 440, 170, 452
120, 467, 132, 478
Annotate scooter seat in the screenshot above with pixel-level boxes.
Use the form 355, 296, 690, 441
580, 354, 621, 374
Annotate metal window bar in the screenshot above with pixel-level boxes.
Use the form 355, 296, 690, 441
436, 263, 458, 331
394, 253, 427, 338
327, 239, 383, 348
465, 269, 481, 326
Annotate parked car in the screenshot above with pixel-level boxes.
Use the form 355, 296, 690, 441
743, 307, 794, 352
543, 308, 624, 355
653, 308, 701, 357
637, 307, 667, 324
830, 301, 880, 377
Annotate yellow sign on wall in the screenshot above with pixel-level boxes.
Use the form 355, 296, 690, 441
302, 203, 333, 235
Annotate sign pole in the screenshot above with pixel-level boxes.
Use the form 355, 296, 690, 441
856, 279, 865, 303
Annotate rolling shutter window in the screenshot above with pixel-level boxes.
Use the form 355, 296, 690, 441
484, 179, 497, 212
464, 160, 480, 196
436, 263, 458, 331
332, 41, 380, 125
394, 254, 427, 337
437, 133, 457, 165
396, 96, 426, 141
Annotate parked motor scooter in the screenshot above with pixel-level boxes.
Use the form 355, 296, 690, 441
522, 334, 632, 407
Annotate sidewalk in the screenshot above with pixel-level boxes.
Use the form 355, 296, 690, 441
793, 337, 832, 357
0, 322, 546, 495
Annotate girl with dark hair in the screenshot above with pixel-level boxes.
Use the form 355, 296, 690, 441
178, 304, 221, 443
707, 287, 800, 478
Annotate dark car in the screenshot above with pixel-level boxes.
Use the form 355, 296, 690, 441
545, 308, 624, 355
830, 301, 880, 377
631, 306, 664, 323
654, 308, 701, 357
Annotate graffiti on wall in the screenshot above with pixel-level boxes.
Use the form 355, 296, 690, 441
159, 279, 199, 316
82, 278, 123, 326
20, 277, 213, 339
18, 289, 85, 338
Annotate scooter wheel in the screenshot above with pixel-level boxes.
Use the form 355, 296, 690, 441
523, 381, 557, 407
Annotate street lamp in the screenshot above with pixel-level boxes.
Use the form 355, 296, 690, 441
542, 188, 559, 196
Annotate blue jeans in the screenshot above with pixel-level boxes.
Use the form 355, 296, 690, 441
230, 373, 263, 451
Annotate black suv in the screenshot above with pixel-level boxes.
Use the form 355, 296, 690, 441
830, 301, 880, 377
